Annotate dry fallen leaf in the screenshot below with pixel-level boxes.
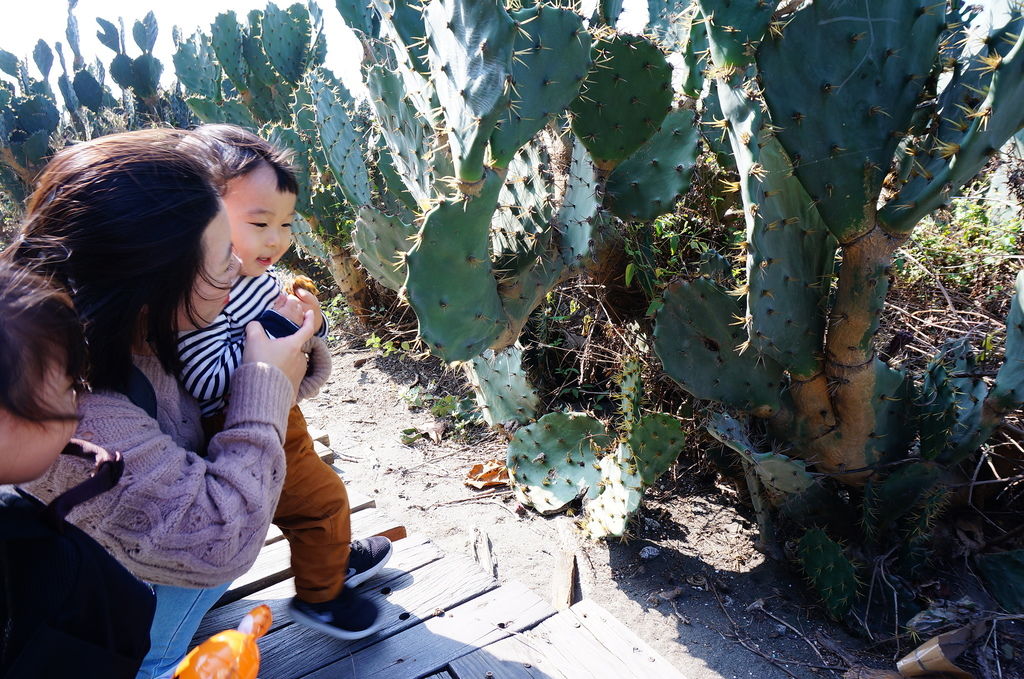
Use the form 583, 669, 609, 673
465, 459, 510, 489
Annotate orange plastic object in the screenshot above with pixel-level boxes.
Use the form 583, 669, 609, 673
173, 604, 272, 679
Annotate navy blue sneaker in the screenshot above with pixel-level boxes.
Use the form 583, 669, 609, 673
288, 588, 382, 640
345, 536, 393, 588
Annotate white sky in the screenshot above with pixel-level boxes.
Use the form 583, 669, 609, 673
0, 0, 1016, 96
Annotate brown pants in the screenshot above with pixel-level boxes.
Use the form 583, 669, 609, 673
205, 405, 351, 603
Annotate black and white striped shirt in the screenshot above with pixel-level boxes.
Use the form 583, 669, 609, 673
178, 270, 326, 416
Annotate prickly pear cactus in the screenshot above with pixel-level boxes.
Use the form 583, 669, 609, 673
506, 412, 612, 514
464, 345, 540, 427
796, 528, 858, 619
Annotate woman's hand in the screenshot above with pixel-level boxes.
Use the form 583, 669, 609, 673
242, 310, 317, 399
293, 287, 325, 334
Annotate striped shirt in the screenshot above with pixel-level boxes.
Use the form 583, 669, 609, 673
178, 270, 326, 416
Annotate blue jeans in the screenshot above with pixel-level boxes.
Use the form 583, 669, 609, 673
136, 582, 231, 679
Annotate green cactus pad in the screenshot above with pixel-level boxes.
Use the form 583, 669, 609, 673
676, 8, 706, 98
185, 97, 257, 127
242, 11, 279, 87
337, 0, 379, 36
351, 206, 413, 292
372, 0, 430, 75
498, 247, 563, 346
796, 528, 858, 619
583, 444, 643, 539
132, 12, 158, 54
627, 413, 685, 486
260, 2, 312, 85
862, 462, 942, 542
880, 15, 1024, 234
423, 0, 515, 185
405, 169, 510, 362
868, 360, 917, 466
695, 0, 773, 71
32, 41, 53, 81
616, 358, 642, 432
71, 71, 103, 113
757, 1, 943, 242
173, 31, 220, 101
211, 11, 249, 94
990, 270, 1024, 412
708, 412, 813, 495
488, 5, 590, 167
556, 138, 599, 270
491, 143, 554, 268
654, 278, 785, 416
311, 71, 371, 207
712, 77, 837, 378
465, 344, 540, 426
606, 108, 698, 221
918, 340, 989, 465
366, 64, 434, 208
569, 33, 672, 170
507, 411, 612, 514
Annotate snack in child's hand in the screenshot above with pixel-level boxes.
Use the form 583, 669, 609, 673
287, 274, 319, 297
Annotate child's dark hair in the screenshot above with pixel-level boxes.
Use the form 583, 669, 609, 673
189, 124, 299, 195
7, 129, 222, 392
0, 260, 85, 422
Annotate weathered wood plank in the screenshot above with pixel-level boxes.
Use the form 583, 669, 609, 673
449, 634, 571, 679
566, 599, 682, 679
300, 581, 555, 679
263, 490, 376, 546
257, 554, 501, 678
421, 673, 454, 679
194, 533, 441, 642
217, 508, 397, 606
449, 601, 684, 679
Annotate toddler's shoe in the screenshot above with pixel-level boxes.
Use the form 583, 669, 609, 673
288, 588, 382, 640
346, 535, 393, 588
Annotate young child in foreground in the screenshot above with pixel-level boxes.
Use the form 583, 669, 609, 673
178, 124, 391, 640
0, 260, 155, 675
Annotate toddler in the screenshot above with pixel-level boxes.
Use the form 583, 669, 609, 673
178, 124, 390, 640
0, 259, 155, 675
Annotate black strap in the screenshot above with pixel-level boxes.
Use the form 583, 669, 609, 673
45, 441, 125, 526
123, 365, 157, 420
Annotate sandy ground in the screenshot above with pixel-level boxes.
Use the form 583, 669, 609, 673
300, 336, 881, 679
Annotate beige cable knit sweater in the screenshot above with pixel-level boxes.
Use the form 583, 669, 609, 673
25, 353, 295, 588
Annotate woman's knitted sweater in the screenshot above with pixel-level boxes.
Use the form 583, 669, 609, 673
24, 353, 294, 588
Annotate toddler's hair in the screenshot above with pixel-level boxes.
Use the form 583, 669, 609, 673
189, 124, 299, 195
0, 260, 85, 421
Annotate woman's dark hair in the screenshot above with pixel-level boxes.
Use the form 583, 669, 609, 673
0, 260, 86, 421
4, 129, 222, 392
188, 124, 299, 195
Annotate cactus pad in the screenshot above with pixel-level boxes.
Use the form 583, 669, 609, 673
465, 345, 540, 426
654, 277, 785, 417
311, 71, 371, 207
796, 528, 858, 619
423, 0, 515, 185
351, 206, 413, 292
695, 0, 772, 71
583, 444, 643, 539
615, 358, 642, 432
507, 411, 612, 514
606, 108, 698, 221
708, 412, 812, 495
260, 2, 311, 86
757, 1, 943, 241
404, 170, 509, 362
990, 270, 1024, 413
569, 33, 672, 170
556, 138, 600, 270
489, 5, 590, 167
627, 413, 685, 486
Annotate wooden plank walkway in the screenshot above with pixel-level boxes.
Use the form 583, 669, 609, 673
194, 447, 686, 679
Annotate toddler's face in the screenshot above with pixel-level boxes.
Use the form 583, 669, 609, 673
223, 162, 298, 278
0, 363, 77, 484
